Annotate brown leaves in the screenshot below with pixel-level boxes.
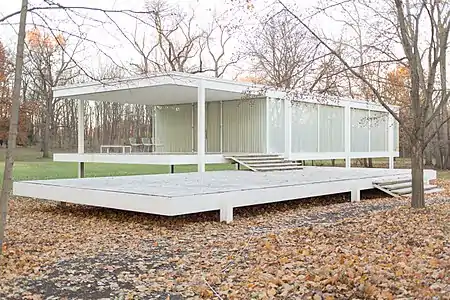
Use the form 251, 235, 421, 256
1, 190, 450, 299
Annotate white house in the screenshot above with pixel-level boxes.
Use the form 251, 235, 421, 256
51, 71, 400, 176
15, 72, 435, 223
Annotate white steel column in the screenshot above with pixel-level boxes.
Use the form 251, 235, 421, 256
153, 106, 158, 152
388, 113, 394, 169
317, 105, 321, 152
368, 109, 371, 152
344, 104, 351, 168
77, 99, 85, 178
284, 98, 292, 159
265, 97, 270, 153
197, 80, 206, 172
219, 100, 223, 153
191, 104, 195, 152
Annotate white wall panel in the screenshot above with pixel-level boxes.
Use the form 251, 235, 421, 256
222, 98, 266, 153
370, 111, 388, 151
291, 102, 318, 152
206, 102, 221, 152
319, 105, 344, 152
268, 98, 285, 153
351, 108, 370, 152
155, 104, 192, 152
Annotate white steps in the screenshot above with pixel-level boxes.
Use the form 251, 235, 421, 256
224, 154, 303, 172
373, 176, 443, 197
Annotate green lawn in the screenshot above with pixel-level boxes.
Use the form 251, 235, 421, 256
1, 161, 235, 182
0, 147, 234, 182
1, 147, 449, 182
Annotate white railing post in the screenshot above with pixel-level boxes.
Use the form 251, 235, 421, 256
197, 80, 206, 172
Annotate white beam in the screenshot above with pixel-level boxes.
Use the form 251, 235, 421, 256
197, 80, 206, 172
284, 98, 292, 159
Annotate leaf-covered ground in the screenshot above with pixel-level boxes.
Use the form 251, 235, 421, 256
1, 181, 449, 299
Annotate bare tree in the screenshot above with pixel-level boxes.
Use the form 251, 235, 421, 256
145, 0, 205, 73
108, 0, 241, 77
24, 29, 81, 157
244, 9, 325, 90
0, 0, 28, 256
203, 12, 243, 78
272, 0, 450, 208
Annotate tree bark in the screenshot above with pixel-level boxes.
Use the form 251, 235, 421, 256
42, 109, 51, 158
42, 92, 52, 158
411, 143, 425, 208
0, 0, 28, 256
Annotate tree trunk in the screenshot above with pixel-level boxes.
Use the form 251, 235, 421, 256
42, 110, 51, 158
42, 96, 52, 158
411, 143, 425, 208
0, 0, 28, 256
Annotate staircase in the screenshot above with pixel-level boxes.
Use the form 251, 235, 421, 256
373, 176, 443, 197
224, 154, 303, 172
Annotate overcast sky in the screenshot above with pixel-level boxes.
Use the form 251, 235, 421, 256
0, 0, 330, 80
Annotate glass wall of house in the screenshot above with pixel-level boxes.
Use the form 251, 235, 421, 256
351, 108, 389, 153
154, 98, 267, 153
267, 97, 397, 159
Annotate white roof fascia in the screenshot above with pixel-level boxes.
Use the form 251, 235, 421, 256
53, 71, 265, 99
289, 93, 399, 112
53, 73, 201, 98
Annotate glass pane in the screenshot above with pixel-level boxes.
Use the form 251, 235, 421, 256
370, 111, 388, 152
291, 102, 318, 152
319, 105, 344, 152
268, 98, 285, 153
351, 108, 370, 152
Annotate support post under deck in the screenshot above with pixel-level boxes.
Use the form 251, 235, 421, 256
220, 205, 233, 223
78, 162, 85, 178
351, 189, 360, 202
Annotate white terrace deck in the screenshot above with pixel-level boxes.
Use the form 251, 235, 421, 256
53, 152, 228, 165
13, 167, 437, 223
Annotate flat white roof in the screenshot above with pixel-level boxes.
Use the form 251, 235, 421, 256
53, 71, 285, 106
52, 71, 399, 111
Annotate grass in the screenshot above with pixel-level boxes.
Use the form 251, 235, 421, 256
1, 147, 450, 181
0, 147, 234, 182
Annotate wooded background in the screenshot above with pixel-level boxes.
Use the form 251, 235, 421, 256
0, 0, 448, 169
